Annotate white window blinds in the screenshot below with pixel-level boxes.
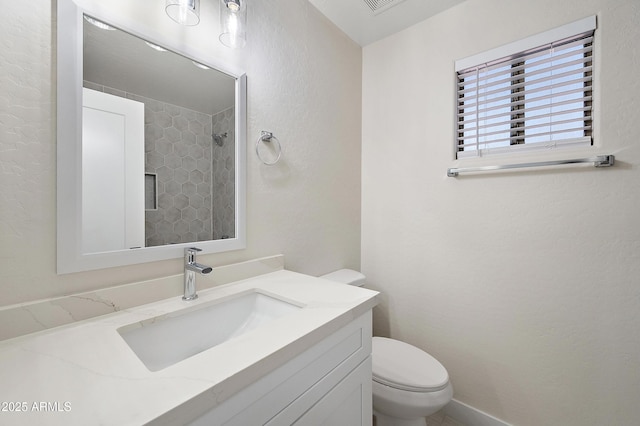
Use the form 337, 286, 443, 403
455, 17, 596, 159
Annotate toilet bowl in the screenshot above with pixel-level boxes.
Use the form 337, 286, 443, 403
372, 337, 453, 426
320, 269, 453, 426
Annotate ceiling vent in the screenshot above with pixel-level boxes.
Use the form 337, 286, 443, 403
363, 0, 408, 15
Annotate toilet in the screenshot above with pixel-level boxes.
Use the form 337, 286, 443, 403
321, 269, 453, 426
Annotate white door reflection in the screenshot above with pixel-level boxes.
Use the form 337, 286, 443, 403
82, 88, 145, 253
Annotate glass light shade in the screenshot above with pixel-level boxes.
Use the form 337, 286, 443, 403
219, 0, 246, 48
166, 0, 200, 26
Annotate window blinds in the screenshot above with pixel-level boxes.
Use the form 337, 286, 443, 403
456, 23, 595, 159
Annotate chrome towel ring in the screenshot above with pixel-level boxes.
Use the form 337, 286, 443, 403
256, 131, 282, 166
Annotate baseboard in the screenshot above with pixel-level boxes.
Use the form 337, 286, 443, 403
444, 399, 512, 426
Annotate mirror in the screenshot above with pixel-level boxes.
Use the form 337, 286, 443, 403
83, 15, 237, 250
57, 0, 246, 273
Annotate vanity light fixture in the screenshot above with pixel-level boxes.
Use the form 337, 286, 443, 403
166, 0, 200, 26
219, 0, 247, 49
84, 15, 115, 30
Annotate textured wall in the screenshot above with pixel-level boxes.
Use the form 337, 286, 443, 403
362, 0, 640, 425
0, 0, 361, 304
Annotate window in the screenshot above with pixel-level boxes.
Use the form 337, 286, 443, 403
455, 16, 596, 159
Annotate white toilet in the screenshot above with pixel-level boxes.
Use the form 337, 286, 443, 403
321, 269, 453, 426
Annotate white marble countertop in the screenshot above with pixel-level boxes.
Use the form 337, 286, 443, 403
0, 270, 378, 425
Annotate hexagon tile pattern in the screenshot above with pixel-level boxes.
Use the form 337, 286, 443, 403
141, 96, 214, 246
83, 82, 235, 246
212, 106, 236, 240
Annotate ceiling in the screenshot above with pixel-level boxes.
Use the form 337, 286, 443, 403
83, 17, 235, 116
82, 1, 468, 112
308, 0, 467, 46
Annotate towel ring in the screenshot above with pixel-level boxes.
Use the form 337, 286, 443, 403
256, 131, 282, 166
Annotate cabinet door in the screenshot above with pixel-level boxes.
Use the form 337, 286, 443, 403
187, 312, 372, 426
293, 357, 372, 426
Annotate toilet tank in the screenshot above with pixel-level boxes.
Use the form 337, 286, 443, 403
320, 269, 366, 287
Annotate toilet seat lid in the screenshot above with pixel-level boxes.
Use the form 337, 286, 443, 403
372, 337, 449, 392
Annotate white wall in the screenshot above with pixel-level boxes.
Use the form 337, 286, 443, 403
0, 0, 361, 305
362, 0, 640, 425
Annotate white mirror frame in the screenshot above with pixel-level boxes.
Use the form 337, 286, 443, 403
57, 0, 246, 274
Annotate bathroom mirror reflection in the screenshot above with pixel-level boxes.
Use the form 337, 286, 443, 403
83, 15, 236, 251
57, 0, 246, 273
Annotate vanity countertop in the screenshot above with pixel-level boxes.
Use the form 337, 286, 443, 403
0, 270, 378, 425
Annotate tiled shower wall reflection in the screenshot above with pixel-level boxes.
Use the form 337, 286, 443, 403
141, 94, 213, 246
212, 107, 235, 240
83, 82, 234, 246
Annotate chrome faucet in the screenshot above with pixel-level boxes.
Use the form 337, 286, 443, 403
183, 247, 212, 301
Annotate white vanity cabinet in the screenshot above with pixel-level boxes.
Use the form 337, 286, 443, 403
185, 311, 373, 426
0, 268, 378, 426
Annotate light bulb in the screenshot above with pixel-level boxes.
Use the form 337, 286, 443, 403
225, 0, 241, 12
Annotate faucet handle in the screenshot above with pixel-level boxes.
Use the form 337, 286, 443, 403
185, 247, 202, 264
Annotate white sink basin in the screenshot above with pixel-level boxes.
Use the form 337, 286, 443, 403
118, 291, 302, 371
